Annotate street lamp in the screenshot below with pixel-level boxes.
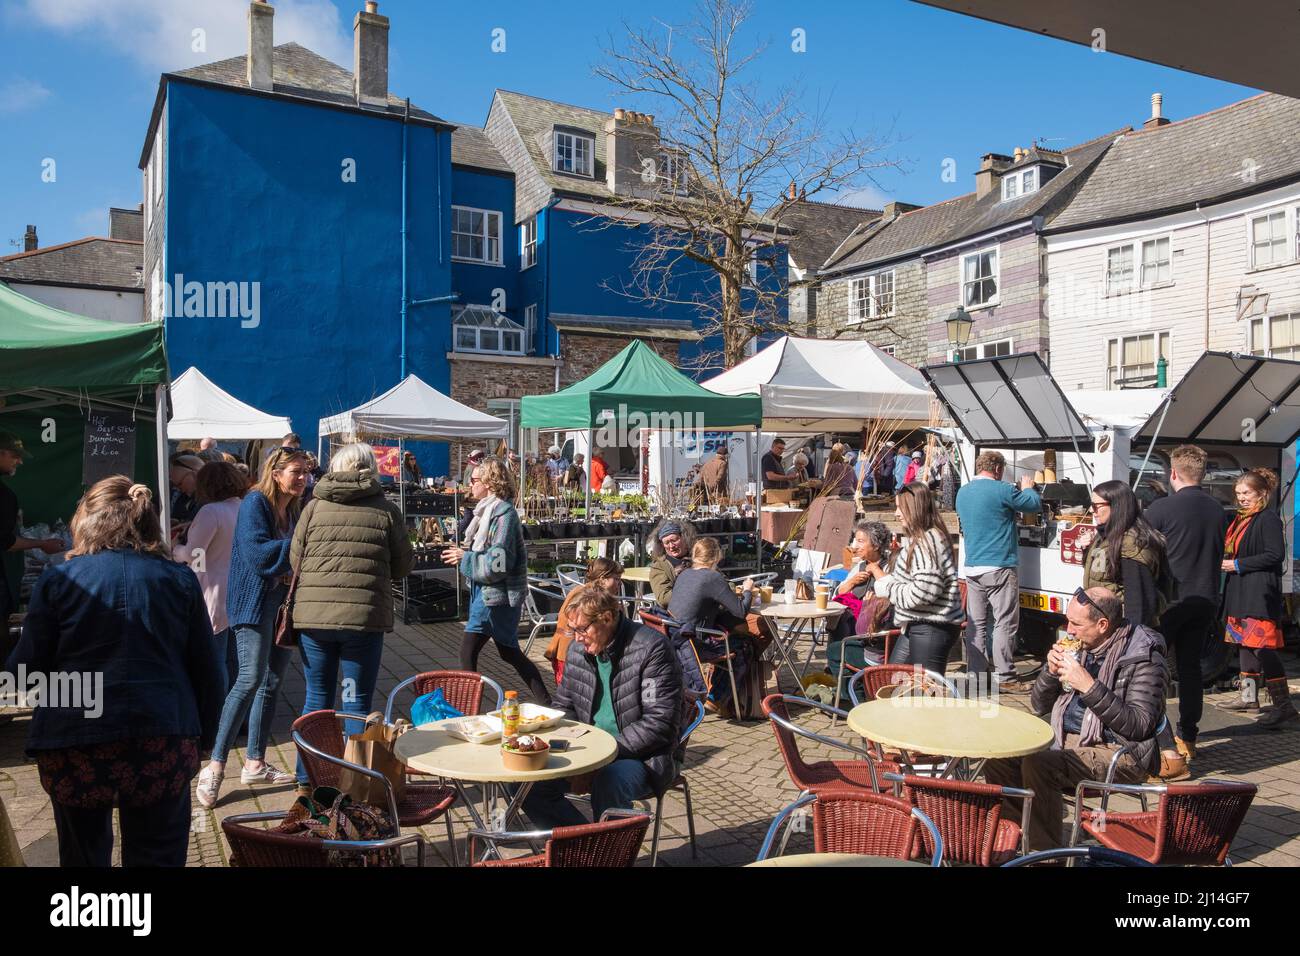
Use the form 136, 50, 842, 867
946, 307, 974, 362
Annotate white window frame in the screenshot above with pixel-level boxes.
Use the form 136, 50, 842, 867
659, 150, 687, 192
523, 303, 538, 355
848, 270, 896, 324
1105, 330, 1171, 389
1001, 166, 1039, 202
451, 205, 503, 266
1105, 243, 1135, 295
1247, 207, 1291, 270
453, 305, 526, 356
1104, 235, 1174, 295
554, 130, 594, 177
520, 218, 537, 270
961, 246, 1000, 310
1247, 312, 1300, 360
150, 132, 162, 209
954, 337, 1013, 362
1001, 175, 1018, 202
879, 344, 896, 356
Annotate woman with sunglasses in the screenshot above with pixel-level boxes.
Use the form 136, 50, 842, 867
1220, 468, 1294, 727
197, 446, 311, 808
442, 457, 551, 705
1081, 480, 1186, 779
866, 482, 962, 674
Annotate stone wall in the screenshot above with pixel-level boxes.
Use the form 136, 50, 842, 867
809, 257, 928, 367
558, 332, 681, 387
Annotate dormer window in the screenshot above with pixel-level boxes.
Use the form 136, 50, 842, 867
1001, 166, 1039, 202
554, 130, 594, 177
659, 150, 687, 191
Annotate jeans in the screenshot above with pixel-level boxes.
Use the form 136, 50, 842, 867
211, 595, 291, 764
51, 788, 191, 867
888, 621, 959, 675
964, 567, 1020, 677
522, 758, 655, 830
211, 627, 232, 702
295, 629, 384, 784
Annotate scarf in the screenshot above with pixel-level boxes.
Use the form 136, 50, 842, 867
1224, 503, 1263, 559
463, 493, 503, 553
1049, 623, 1129, 748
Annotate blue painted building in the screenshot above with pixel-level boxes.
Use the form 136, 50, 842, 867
143, 3, 787, 476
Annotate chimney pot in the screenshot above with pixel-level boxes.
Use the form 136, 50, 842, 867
365, 0, 378, 11
246, 0, 275, 92
787, 182, 797, 201
1144, 92, 1170, 129
23, 225, 37, 252
614, 108, 626, 120
645, 114, 654, 125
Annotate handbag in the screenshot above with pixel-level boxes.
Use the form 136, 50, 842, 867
274, 785, 399, 867
273, 500, 316, 648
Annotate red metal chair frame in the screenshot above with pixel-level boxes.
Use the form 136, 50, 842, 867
469, 809, 651, 868
222, 810, 427, 867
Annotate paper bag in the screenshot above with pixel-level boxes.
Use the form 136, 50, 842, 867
339, 712, 407, 808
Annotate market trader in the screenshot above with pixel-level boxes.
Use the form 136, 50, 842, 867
761, 437, 789, 490
0, 433, 65, 625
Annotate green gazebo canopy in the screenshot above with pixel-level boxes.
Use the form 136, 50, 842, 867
0, 282, 167, 388
521, 340, 762, 430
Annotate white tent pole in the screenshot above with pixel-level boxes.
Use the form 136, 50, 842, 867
585, 425, 594, 516
156, 384, 171, 531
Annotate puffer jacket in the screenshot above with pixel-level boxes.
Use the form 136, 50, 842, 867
556, 615, 684, 795
290, 469, 412, 632
1030, 622, 1167, 774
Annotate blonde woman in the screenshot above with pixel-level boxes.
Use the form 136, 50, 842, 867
197, 446, 311, 808
866, 481, 962, 673
5, 477, 221, 865
667, 537, 754, 712
441, 457, 549, 704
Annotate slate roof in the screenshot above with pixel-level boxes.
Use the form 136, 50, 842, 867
822, 129, 1127, 274
549, 313, 701, 341
450, 124, 512, 174
776, 199, 883, 273
0, 238, 144, 292
1048, 93, 1300, 231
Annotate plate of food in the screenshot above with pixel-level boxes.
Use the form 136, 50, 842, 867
440, 715, 503, 744
487, 703, 566, 733
501, 734, 551, 771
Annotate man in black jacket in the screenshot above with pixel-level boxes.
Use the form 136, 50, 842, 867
1143, 445, 1228, 760
522, 586, 683, 829
985, 588, 1167, 851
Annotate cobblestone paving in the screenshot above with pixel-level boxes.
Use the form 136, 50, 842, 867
3, 620, 1299, 866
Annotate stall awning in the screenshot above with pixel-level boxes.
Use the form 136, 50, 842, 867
1135, 351, 1300, 448
318, 374, 509, 441
702, 335, 932, 431
167, 367, 293, 440
920, 352, 1091, 448
521, 340, 762, 431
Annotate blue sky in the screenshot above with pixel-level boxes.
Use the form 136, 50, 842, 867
0, 0, 1257, 250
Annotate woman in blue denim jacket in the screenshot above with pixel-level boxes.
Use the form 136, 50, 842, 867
5, 477, 223, 866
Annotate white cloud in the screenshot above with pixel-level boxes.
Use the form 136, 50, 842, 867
829, 184, 892, 210
75, 206, 109, 235
19, 0, 351, 73
0, 77, 52, 113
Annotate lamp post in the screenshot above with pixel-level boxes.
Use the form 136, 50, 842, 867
946, 307, 974, 362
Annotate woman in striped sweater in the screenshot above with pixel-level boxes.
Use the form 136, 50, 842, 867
865, 481, 963, 674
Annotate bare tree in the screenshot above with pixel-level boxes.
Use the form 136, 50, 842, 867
592, 0, 896, 371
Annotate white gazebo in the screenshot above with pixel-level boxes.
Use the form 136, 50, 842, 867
167, 366, 293, 440
702, 336, 933, 431
317, 374, 509, 446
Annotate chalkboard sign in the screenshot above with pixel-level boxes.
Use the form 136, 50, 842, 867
82, 408, 138, 486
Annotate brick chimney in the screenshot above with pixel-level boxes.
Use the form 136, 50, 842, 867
353, 1, 390, 108
882, 200, 921, 219
1144, 92, 1171, 129
604, 108, 662, 198
975, 153, 1014, 199
246, 0, 274, 92
23, 225, 37, 252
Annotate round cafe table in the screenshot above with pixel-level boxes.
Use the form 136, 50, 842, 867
760, 600, 845, 689
622, 565, 653, 604
846, 697, 1053, 780
395, 718, 618, 861
746, 852, 924, 868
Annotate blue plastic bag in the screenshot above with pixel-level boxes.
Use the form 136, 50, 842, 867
410, 688, 464, 726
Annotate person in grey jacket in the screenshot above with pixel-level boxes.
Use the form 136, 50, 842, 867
522, 586, 683, 829
668, 537, 753, 712
985, 587, 1167, 851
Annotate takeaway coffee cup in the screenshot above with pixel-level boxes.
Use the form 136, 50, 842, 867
815, 585, 829, 610
761, 585, 774, 604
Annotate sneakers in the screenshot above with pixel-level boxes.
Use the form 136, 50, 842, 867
1147, 751, 1191, 784
196, 766, 224, 809
240, 762, 296, 785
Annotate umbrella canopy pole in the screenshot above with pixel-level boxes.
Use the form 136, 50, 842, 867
585, 425, 593, 517
156, 384, 171, 530
752, 433, 761, 573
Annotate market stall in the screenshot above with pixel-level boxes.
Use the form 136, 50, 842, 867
166, 366, 292, 441
318, 374, 509, 622
0, 283, 169, 625
520, 341, 763, 567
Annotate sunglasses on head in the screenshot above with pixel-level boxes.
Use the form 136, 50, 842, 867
1073, 587, 1114, 624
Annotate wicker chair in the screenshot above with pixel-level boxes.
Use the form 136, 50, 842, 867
884, 771, 1031, 866
1070, 779, 1257, 865
1003, 846, 1154, 867
755, 790, 943, 865
469, 810, 650, 868
383, 669, 502, 724
640, 609, 742, 718
291, 710, 460, 865
847, 664, 959, 705
222, 810, 427, 867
